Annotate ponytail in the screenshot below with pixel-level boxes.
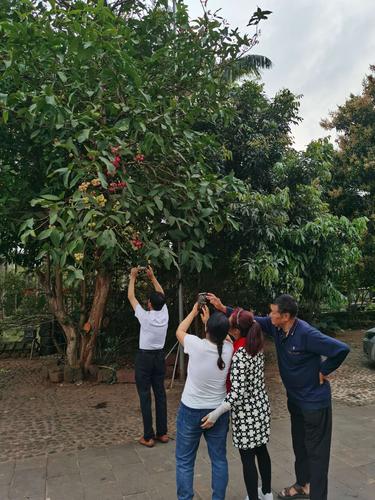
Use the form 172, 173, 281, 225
230, 308, 264, 357
217, 341, 225, 371
246, 321, 264, 357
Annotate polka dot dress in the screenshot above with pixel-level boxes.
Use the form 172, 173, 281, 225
225, 348, 271, 450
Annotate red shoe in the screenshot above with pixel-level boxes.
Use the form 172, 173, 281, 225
139, 437, 155, 448
155, 434, 169, 443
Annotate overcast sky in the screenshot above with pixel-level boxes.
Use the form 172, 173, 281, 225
185, 0, 375, 150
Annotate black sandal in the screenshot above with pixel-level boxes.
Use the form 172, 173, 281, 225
278, 484, 310, 499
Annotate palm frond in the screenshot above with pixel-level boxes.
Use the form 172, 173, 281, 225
224, 54, 272, 82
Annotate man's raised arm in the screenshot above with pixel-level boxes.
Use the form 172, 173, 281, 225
127, 267, 140, 311
146, 266, 165, 295
206, 292, 273, 336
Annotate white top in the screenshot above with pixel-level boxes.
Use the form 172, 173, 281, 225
135, 304, 169, 350
181, 334, 233, 409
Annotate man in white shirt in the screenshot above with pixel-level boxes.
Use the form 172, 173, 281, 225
128, 266, 169, 447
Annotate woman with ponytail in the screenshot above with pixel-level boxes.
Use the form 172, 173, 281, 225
175, 303, 233, 500
202, 307, 272, 500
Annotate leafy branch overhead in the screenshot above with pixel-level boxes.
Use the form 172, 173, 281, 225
0, 0, 269, 276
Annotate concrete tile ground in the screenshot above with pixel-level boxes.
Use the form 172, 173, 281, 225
0, 402, 374, 500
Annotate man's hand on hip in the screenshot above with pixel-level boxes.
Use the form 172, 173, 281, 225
319, 372, 331, 385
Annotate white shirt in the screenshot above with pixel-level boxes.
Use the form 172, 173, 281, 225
181, 334, 233, 409
135, 304, 169, 350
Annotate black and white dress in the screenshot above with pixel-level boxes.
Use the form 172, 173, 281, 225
225, 348, 271, 450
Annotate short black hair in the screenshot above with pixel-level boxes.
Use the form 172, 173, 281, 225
149, 291, 166, 311
273, 294, 298, 317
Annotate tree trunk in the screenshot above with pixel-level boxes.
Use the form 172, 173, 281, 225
38, 263, 79, 367
80, 269, 111, 373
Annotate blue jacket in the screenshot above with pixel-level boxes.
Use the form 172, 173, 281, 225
226, 307, 350, 410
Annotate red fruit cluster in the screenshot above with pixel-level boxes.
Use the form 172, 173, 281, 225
131, 238, 143, 249
112, 155, 121, 169
135, 154, 145, 162
108, 181, 127, 193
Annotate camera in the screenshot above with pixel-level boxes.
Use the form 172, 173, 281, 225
197, 292, 208, 312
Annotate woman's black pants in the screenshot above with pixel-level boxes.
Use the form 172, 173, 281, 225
239, 444, 271, 500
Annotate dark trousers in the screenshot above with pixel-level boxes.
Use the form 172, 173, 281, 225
135, 350, 168, 440
239, 444, 271, 500
288, 400, 332, 500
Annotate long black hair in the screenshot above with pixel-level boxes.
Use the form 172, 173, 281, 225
206, 312, 229, 370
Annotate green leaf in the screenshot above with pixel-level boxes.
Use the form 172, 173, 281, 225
20, 229, 36, 244
38, 228, 53, 240
97, 229, 117, 248
82, 209, 95, 225
115, 118, 130, 131
77, 128, 91, 143
146, 204, 154, 216
36, 249, 47, 260
50, 229, 62, 246
97, 171, 108, 188
41, 194, 62, 201
60, 252, 67, 267
2, 110, 9, 123
45, 95, 56, 106
109, 214, 123, 224
154, 196, 163, 211
148, 247, 160, 258
50, 212, 58, 225
19, 218, 34, 232
30, 129, 40, 139
57, 71, 67, 83
73, 268, 84, 280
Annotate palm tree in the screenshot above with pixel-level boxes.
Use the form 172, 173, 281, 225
224, 54, 272, 82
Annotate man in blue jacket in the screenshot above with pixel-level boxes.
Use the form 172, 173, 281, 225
207, 293, 350, 500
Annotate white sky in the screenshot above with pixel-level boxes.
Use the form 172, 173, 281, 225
185, 0, 375, 150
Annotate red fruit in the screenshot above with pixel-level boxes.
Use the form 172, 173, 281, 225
111, 146, 120, 154
131, 238, 143, 249
112, 157, 121, 170
135, 154, 145, 162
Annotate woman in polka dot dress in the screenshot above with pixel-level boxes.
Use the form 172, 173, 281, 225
202, 308, 273, 500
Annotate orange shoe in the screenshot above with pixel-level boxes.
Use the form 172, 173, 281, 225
139, 437, 155, 448
155, 434, 169, 443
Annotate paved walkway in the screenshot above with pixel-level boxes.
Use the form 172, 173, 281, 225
0, 403, 373, 500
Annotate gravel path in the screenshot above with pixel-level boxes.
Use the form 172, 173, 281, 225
0, 329, 373, 462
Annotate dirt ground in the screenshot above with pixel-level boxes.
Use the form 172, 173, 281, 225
0, 329, 374, 463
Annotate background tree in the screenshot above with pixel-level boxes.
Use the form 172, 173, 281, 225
321, 65, 375, 306
195, 83, 367, 315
